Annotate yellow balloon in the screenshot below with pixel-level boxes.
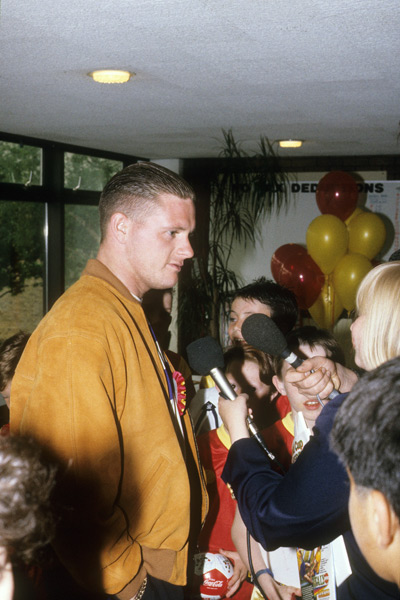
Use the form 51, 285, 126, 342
333, 253, 373, 311
308, 278, 343, 329
344, 207, 364, 226
306, 215, 349, 275
347, 212, 386, 259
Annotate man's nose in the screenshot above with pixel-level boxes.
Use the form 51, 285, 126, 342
180, 236, 194, 259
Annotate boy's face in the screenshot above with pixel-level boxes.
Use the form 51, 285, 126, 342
228, 298, 271, 345
226, 358, 273, 421
273, 343, 327, 428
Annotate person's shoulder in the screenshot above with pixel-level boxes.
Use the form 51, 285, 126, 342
314, 393, 348, 434
35, 275, 144, 348
59, 270, 141, 317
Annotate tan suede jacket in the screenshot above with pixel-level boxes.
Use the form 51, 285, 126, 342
11, 260, 208, 597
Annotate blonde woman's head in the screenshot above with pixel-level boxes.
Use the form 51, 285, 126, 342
352, 261, 400, 370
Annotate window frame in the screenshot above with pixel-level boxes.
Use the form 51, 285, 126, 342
0, 131, 144, 312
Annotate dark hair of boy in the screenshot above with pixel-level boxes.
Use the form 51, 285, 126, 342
0, 332, 30, 390
273, 326, 346, 378
331, 356, 400, 520
231, 277, 298, 334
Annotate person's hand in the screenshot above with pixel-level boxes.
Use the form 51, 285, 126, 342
219, 549, 248, 597
218, 394, 250, 443
255, 571, 301, 600
286, 357, 358, 401
285, 356, 339, 401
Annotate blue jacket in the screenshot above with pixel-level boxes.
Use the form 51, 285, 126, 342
222, 394, 400, 599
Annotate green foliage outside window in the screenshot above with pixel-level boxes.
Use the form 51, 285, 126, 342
0, 201, 44, 297
0, 142, 41, 185
64, 153, 122, 192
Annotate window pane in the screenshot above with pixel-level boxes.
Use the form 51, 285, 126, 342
0, 200, 45, 338
64, 205, 100, 288
0, 142, 42, 185
64, 153, 122, 191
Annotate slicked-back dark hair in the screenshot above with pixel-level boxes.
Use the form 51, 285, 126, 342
331, 356, 400, 519
232, 277, 298, 334
99, 161, 195, 240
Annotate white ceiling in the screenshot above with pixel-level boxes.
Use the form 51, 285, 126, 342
1, 0, 399, 159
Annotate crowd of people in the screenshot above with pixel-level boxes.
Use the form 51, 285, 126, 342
0, 162, 398, 600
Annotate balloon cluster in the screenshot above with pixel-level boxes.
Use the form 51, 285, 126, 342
271, 171, 386, 329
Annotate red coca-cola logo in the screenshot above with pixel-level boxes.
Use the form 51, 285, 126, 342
200, 568, 229, 597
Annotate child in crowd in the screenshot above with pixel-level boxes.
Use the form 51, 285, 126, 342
0, 331, 30, 436
228, 277, 298, 345
0, 435, 56, 600
231, 326, 346, 599
190, 278, 298, 435
196, 345, 299, 600
262, 326, 346, 472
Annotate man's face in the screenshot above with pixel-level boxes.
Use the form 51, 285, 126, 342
228, 298, 271, 345
124, 193, 195, 297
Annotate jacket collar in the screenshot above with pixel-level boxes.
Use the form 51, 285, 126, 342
82, 259, 138, 303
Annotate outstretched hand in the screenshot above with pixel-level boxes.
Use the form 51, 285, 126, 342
285, 356, 339, 401
219, 549, 248, 597
254, 570, 301, 600
285, 356, 358, 401
218, 394, 250, 443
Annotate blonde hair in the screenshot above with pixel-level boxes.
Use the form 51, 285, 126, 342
356, 261, 400, 370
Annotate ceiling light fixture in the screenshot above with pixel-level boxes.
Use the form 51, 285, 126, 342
89, 69, 133, 84
279, 139, 303, 149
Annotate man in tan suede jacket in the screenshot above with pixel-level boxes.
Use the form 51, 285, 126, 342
11, 162, 208, 600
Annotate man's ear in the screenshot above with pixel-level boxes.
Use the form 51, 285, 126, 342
272, 374, 286, 397
109, 212, 129, 243
370, 490, 398, 548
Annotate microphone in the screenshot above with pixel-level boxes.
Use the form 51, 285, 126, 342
186, 336, 237, 401
241, 314, 340, 404
186, 336, 281, 463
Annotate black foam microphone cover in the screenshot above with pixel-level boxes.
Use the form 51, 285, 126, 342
242, 313, 287, 356
186, 336, 225, 375
242, 313, 340, 403
186, 334, 285, 462
242, 313, 304, 368
186, 336, 236, 400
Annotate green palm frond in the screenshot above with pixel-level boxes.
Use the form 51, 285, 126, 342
180, 129, 291, 346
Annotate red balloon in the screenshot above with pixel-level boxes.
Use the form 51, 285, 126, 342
271, 243, 325, 309
316, 171, 358, 221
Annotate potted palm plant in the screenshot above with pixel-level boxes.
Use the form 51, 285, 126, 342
179, 130, 291, 349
